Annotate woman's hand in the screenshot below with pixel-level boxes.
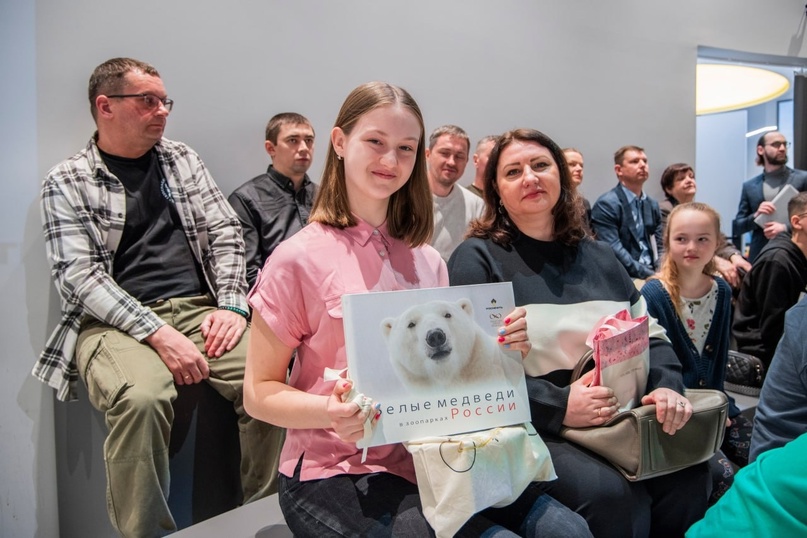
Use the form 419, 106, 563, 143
562, 370, 620, 427
497, 307, 532, 359
327, 379, 373, 443
641, 388, 692, 435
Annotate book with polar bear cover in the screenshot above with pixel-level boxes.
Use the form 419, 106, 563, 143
342, 282, 530, 448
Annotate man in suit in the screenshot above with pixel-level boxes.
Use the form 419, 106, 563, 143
733, 131, 807, 261
591, 145, 662, 279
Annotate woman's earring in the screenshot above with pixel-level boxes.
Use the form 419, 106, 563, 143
337, 154, 343, 161
497, 199, 506, 215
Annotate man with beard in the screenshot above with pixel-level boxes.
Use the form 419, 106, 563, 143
426, 125, 484, 261
733, 131, 807, 261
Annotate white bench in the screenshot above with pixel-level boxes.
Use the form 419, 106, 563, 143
172, 493, 290, 537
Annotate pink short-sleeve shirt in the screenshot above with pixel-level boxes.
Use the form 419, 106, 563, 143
249, 219, 448, 483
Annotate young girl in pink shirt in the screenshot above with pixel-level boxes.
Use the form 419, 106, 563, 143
244, 82, 589, 537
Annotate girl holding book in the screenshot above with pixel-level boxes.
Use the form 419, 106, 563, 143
242, 82, 589, 537
641, 202, 753, 503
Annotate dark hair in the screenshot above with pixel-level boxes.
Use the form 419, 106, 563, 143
265, 112, 313, 144
788, 191, 807, 218
614, 145, 645, 166
756, 131, 777, 166
88, 58, 160, 121
468, 128, 587, 247
308, 82, 432, 247
659, 163, 694, 202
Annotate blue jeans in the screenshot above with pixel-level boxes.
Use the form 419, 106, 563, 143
278, 459, 591, 537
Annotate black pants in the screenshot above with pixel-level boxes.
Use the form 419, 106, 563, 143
542, 437, 710, 538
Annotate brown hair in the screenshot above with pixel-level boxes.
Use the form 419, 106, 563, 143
265, 112, 313, 144
788, 191, 807, 217
468, 128, 587, 247
308, 82, 432, 247
659, 163, 694, 202
88, 58, 160, 121
653, 202, 720, 318
614, 145, 645, 166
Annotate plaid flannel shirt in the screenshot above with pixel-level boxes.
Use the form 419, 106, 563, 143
35, 135, 249, 401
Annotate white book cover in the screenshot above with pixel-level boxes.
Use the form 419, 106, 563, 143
754, 184, 799, 227
342, 282, 530, 448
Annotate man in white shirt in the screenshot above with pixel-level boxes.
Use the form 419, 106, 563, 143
426, 125, 485, 261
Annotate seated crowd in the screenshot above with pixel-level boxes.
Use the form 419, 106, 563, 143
37, 56, 806, 537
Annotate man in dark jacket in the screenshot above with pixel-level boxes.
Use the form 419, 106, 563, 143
734, 192, 807, 369
228, 113, 317, 289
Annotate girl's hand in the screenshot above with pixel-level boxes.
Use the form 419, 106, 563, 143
563, 370, 620, 427
327, 380, 371, 443
641, 388, 692, 435
497, 307, 532, 359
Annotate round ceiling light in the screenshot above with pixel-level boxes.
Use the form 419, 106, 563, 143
696, 64, 790, 115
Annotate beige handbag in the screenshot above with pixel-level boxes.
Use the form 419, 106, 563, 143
560, 351, 729, 481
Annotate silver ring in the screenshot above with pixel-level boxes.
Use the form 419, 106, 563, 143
596, 407, 601, 417
677, 401, 686, 408
184, 375, 191, 380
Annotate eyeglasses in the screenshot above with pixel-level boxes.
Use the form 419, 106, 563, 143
107, 93, 174, 112
766, 141, 791, 149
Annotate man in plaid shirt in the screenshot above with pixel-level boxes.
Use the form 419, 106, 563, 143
35, 57, 282, 537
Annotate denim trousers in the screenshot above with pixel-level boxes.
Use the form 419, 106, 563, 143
76, 295, 284, 537
278, 459, 591, 537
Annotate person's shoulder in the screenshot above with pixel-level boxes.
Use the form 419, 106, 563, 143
640, 277, 664, 294
645, 194, 661, 209
413, 242, 447, 267
449, 236, 497, 264
269, 222, 327, 262
785, 296, 807, 327
790, 167, 807, 183
45, 139, 96, 182
742, 172, 764, 186
453, 236, 492, 254
583, 236, 617, 257
460, 185, 482, 202
156, 137, 203, 162
759, 234, 796, 258
592, 185, 620, 206
228, 172, 274, 199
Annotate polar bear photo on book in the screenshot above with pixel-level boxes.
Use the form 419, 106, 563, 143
381, 298, 524, 393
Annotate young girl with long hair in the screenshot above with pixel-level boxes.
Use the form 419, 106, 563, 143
641, 202, 752, 503
242, 82, 589, 537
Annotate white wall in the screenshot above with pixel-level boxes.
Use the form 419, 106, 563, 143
5, 1, 807, 535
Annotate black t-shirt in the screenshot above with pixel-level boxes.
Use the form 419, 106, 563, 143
100, 148, 208, 304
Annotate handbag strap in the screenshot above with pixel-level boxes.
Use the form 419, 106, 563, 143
570, 349, 594, 382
